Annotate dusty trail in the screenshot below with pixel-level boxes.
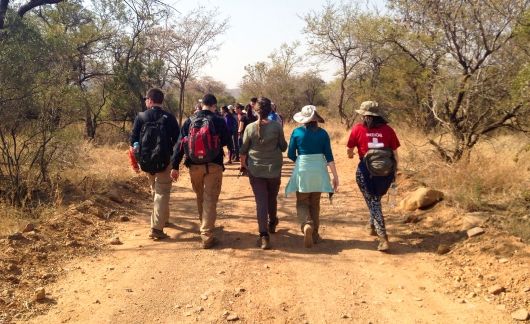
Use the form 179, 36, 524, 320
29, 149, 509, 323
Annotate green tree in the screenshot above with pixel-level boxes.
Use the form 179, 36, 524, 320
389, 0, 530, 162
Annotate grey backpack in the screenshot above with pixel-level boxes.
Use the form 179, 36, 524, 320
364, 148, 395, 177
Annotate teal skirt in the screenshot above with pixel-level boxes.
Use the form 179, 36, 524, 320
285, 154, 333, 196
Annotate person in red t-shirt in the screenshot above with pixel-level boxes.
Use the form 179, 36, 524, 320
347, 101, 400, 252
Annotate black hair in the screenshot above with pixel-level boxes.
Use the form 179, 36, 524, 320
202, 94, 217, 106
305, 121, 318, 129
363, 115, 387, 129
256, 97, 272, 120
221, 106, 229, 113
250, 97, 258, 103
146, 88, 164, 104
256, 97, 272, 142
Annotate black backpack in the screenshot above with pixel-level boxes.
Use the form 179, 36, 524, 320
138, 112, 171, 173
364, 147, 395, 177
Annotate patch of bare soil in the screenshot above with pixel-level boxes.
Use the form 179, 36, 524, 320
0, 177, 149, 322
0, 147, 528, 323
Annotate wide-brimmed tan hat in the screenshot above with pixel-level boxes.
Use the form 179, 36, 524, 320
355, 101, 387, 120
293, 105, 325, 124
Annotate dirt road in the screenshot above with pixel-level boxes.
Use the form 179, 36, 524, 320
29, 149, 510, 323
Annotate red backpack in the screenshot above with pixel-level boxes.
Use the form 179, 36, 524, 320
184, 114, 220, 163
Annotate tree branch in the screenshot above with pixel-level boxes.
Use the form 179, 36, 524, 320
0, 0, 9, 30
17, 0, 63, 18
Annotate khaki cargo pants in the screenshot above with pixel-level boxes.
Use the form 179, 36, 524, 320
296, 192, 321, 237
189, 163, 223, 238
147, 165, 172, 231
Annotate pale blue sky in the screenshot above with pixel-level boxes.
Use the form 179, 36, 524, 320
169, 0, 386, 88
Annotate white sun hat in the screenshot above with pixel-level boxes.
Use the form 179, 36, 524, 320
293, 105, 325, 124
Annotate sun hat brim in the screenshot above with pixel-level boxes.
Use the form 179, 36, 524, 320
293, 110, 324, 124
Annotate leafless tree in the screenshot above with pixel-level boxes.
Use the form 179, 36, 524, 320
165, 7, 228, 124
303, 2, 367, 125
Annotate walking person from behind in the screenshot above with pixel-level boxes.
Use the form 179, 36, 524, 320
239, 97, 287, 249
285, 105, 338, 248
171, 94, 231, 249
129, 88, 180, 240
346, 101, 400, 252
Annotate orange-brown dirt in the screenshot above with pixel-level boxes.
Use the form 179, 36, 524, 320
1, 147, 529, 323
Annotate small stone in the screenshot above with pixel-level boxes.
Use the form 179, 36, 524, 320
109, 237, 122, 245
496, 305, 506, 311
222, 310, 230, 317
436, 244, 451, 255
119, 216, 130, 222
200, 294, 208, 300
467, 292, 477, 298
185, 312, 192, 317
186, 304, 193, 308
466, 227, 485, 238
108, 188, 124, 204
218, 271, 225, 275
264, 264, 270, 269
488, 285, 505, 295
227, 313, 239, 321
522, 287, 530, 293
498, 258, 509, 264
511, 309, 529, 321
34, 287, 46, 301
341, 313, 351, 318
414, 297, 423, 301
22, 223, 35, 233
234, 287, 246, 293
196, 306, 204, 312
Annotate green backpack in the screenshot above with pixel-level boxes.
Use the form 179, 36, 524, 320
364, 148, 395, 177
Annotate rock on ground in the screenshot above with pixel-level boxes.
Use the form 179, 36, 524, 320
398, 187, 444, 211
511, 309, 529, 321
467, 227, 485, 238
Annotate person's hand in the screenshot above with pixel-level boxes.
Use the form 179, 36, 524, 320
332, 177, 339, 192
170, 169, 179, 181
347, 148, 354, 159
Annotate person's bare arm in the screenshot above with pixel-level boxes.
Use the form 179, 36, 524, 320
328, 161, 339, 192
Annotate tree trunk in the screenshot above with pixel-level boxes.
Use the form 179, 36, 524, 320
178, 81, 186, 125
338, 72, 348, 124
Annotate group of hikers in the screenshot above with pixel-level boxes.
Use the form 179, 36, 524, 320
129, 88, 400, 252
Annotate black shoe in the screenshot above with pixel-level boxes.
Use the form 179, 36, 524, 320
149, 229, 169, 240
268, 219, 279, 234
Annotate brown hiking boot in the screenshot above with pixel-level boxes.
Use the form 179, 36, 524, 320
201, 235, 216, 249
149, 229, 169, 240
303, 224, 314, 248
377, 236, 389, 252
313, 232, 323, 244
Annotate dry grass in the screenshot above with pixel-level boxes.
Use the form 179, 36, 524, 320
0, 141, 136, 236
398, 126, 530, 240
